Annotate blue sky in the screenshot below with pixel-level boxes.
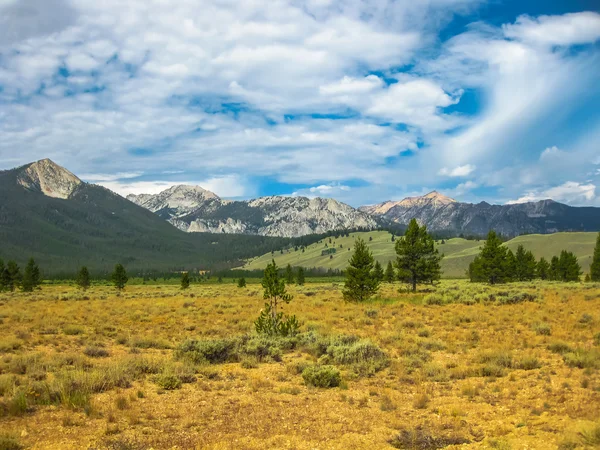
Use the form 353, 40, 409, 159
0, 0, 599, 207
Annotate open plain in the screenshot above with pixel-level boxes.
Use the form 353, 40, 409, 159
1, 281, 599, 449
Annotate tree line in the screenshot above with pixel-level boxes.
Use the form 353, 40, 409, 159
467, 231, 591, 284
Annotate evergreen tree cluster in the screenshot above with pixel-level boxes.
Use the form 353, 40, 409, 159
469, 231, 583, 283
0, 258, 41, 292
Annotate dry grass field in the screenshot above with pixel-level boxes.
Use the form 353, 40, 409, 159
1, 281, 599, 449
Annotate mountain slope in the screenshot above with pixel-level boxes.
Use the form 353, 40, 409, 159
0, 160, 301, 273
128, 187, 379, 237
242, 230, 598, 278
361, 191, 600, 237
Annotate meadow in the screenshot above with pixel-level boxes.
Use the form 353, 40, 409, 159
0, 281, 599, 449
241, 232, 598, 278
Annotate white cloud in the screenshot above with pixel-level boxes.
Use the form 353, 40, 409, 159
438, 164, 476, 177
319, 75, 383, 96
539, 146, 566, 161
99, 175, 250, 198
503, 12, 600, 47
0, 1, 597, 207
508, 181, 597, 205
367, 76, 462, 130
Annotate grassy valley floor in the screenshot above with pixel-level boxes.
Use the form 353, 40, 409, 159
0, 281, 599, 449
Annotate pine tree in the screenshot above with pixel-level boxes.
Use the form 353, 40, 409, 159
76, 266, 91, 291
504, 249, 516, 282
372, 260, 384, 282
591, 232, 600, 282
4, 261, 21, 292
255, 260, 298, 336
21, 258, 41, 292
469, 231, 509, 284
181, 272, 190, 290
111, 264, 128, 291
296, 267, 305, 286
549, 256, 560, 281
395, 219, 443, 292
285, 264, 294, 285
343, 238, 380, 302
514, 245, 536, 281
557, 250, 581, 282
237, 277, 247, 288
536, 257, 550, 280
384, 261, 395, 283
0, 259, 5, 291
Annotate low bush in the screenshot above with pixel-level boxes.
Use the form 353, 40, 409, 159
389, 426, 470, 449
534, 323, 552, 336
563, 349, 600, 369
0, 433, 24, 450
548, 342, 574, 355
83, 347, 109, 358
302, 365, 341, 388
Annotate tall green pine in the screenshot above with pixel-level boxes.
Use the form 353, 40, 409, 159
343, 238, 379, 302
536, 258, 550, 280
514, 245, 536, 281
21, 258, 41, 292
111, 264, 128, 291
76, 266, 91, 291
372, 260, 384, 283
591, 232, 600, 282
384, 261, 395, 283
4, 261, 21, 292
0, 259, 5, 291
181, 272, 190, 290
285, 264, 295, 285
296, 267, 305, 286
469, 231, 509, 284
395, 219, 443, 292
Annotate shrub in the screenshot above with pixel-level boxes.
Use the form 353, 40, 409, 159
563, 349, 600, 369
424, 294, 445, 305
0, 433, 24, 450
412, 393, 429, 409
534, 323, 552, 336
129, 337, 172, 350
516, 356, 541, 370
302, 365, 341, 388
83, 346, 109, 358
153, 374, 182, 390
176, 337, 240, 364
548, 341, 574, 354
63, 325, 84, 336
390, 426, 470, 449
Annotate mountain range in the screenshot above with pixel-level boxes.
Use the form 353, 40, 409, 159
127, 187, 378, 237
361, 191, 600, 237
1, 159, 600, 273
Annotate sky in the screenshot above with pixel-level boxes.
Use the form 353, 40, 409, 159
0, 0, 599, 207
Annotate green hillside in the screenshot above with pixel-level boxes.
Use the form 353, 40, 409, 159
242, 231, 599, 278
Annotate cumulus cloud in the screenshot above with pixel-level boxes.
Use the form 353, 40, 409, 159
503, 12, 600, 47
99, 175, 250, 198
438, 164, 476, 177
0, 1, 598, 207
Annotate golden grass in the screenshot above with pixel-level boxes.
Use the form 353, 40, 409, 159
0, 281, 599, 449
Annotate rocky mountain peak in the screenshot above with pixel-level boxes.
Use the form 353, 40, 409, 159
399, 191, 456, 208
127, 184, 221, 211
17, 159, 82, 199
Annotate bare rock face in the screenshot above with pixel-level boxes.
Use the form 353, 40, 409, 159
129, 187, 379, 237
127, 185, 222, 219
17, 159, 82, 199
